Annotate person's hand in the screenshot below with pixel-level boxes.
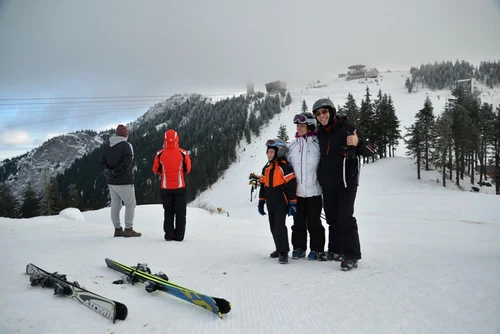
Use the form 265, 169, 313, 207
258, 200, 266, 216
347, 129, 359, 147
287, 203, 297, 216
103, 168, 116, 179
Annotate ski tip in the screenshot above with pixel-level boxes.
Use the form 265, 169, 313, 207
214, 298, 231, 314
26, 263, 36, 275
115, 302, 128, 322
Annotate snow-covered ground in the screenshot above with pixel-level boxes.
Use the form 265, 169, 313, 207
1, 71, 499, 333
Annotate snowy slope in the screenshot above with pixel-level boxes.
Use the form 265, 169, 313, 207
1, 72, 500, 333
294, 70, 500, 158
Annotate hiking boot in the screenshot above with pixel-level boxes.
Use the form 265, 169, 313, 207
114, 228, 124, 237
319, 251, 344, 262
307, 251, 319, 260
278, 253, 289, 264
292, 249, 306, 259
269, 250, 279, 258
340, 258, 358, 271
123, 228, 142, 238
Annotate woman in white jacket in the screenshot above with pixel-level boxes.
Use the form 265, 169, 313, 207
287, 112, 325, 260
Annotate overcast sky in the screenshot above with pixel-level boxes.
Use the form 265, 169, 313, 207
1, 0, 499, 160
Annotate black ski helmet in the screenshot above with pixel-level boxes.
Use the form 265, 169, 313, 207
312, 98, 337, 120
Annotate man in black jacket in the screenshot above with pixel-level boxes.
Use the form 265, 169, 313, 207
313, 98, 375, 271
100, 124, 141, 237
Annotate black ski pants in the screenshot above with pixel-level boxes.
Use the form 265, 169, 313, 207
267, 209, 290, 253
322, 185, 361, 260
161, 188, 187, 241
291, 195, 325, 252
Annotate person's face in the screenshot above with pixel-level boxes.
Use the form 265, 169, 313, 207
296, 123, 308, 136
315, 108, 330, 126
266, 148, 275, 161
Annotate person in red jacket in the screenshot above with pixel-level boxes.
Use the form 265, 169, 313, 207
152, 129, 192, 241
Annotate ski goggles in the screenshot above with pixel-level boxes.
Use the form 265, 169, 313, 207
293, 114, 307, 124
314, 108, 330, 117
265, 139, 287, 147
293, 113, 316, 126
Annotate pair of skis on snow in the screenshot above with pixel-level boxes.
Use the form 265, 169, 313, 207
26, 259, 231, 323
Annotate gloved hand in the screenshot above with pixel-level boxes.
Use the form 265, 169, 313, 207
287, 202, 297, 216
257, 200, 266, 216
103, 168, 116, 179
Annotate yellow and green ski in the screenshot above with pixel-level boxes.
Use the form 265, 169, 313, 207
105, 258, 231, 318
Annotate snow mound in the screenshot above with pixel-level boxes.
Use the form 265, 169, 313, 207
58, 208, 85, 221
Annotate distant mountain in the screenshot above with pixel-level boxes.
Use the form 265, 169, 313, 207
54, 92, 279, 209
0, 131, 103, 198
135, 94, 191, 125
0, 91, 281, 215
0, 94, 203, 201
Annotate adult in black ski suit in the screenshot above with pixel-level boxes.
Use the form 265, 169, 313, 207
313, 98, 375, 271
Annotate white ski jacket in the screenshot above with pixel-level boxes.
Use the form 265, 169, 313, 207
287, 134, 322, 198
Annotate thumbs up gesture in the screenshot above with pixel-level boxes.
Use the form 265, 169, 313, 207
347, 129, 359, 147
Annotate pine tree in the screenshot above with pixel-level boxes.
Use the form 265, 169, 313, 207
285, 92, 292, 106
494, 104, 500, 195
41, 173, 61, 216
342, 93, 360, 126
301, 100, 308, 112
372, 90, 386, 158
20, 183, 40, 218
404, 123, 424, 179
450, 104, 471, 187
244, 125, 252, 144
374, 89, 383, 112
358, 87, 375, 162
386, 95, 401, 157
67, 183, 83, 209
477, 103, 495, 185
0, 183, 18, 218
248, 110, 260, 135
415, 96, 436, 170
451, 85, 482, 185
408, 81, 414, 93
277, 124, 289, 142
434, 111, 453, 187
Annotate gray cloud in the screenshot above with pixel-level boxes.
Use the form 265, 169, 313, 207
1, 0, 499, 159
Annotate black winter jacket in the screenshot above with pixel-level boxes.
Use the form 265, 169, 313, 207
316, 117, 375, 189
100, 135, 134, 185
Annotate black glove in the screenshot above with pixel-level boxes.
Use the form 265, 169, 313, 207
258, 200, 266, 216
103, 168, 116, 179
287, 202, 297, 216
